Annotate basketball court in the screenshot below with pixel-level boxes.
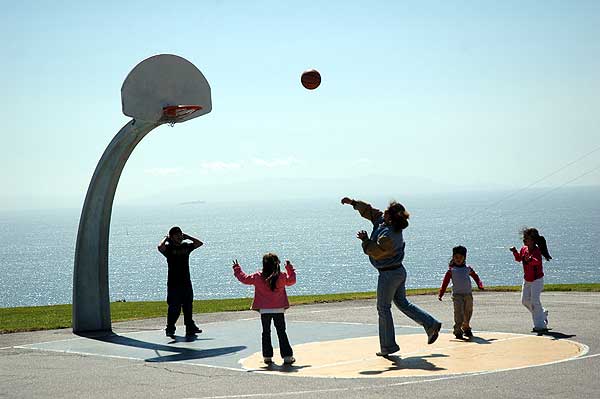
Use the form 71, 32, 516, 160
15, 317, 587, 380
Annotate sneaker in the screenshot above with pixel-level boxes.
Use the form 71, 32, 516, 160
165, 326, 176, 337
532, 327, 549, 333
186, 324, 202, 336
263, 357, 273, 365
283, 356, 296, 365
427, 322, 442, 344
463, 328, 473, 338
454, 333, 464, 340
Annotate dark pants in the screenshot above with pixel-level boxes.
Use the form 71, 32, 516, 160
166, 285, 194, 328
261, 313, 293, 358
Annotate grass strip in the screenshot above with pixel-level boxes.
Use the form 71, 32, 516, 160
1, 283, 598, 334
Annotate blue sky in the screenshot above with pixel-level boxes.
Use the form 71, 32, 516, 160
1, 0, 599, 210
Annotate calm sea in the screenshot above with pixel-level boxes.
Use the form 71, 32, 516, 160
1, 187, 599, 308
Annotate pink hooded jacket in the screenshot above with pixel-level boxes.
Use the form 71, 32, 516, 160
233, 262, 296, 310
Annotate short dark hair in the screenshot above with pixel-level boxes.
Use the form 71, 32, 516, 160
168, 226, 182, 237
452, 245, 467, 257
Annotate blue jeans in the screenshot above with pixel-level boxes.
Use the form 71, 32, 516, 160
376, 266, 439, 352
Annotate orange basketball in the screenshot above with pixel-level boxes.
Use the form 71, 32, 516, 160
301, 69, 321, 90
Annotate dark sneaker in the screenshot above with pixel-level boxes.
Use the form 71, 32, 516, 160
427, 322, 442, 344
463, 328, 473, 338
376, 344, 400, 357
283, 356, 296, 365
454, 333, 464, 340
165, 326, 176, 337
186, 324, 202, 336
263, 357, 273, 365
532, 327, 549, 333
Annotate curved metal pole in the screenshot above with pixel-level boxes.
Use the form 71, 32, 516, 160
73, 119, 159, 333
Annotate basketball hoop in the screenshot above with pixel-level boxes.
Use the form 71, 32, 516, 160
162, 105, 203, 126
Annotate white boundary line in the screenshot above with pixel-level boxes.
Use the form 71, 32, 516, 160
8, 320, 594, 385
189, 352, 600, 399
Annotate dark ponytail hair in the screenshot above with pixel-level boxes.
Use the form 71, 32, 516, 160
387, 201, 410, 232
522, 227, 552, 261
262, 253, 281, 291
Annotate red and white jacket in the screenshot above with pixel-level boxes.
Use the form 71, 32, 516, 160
233, 263, 296, 310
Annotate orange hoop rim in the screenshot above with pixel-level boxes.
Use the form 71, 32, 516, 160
162, 105, 203, 121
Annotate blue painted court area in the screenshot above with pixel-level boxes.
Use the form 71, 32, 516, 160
17, 319, 390, 370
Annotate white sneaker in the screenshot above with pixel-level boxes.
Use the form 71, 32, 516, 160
283, 356, 296, 365
263, 357, 273, 364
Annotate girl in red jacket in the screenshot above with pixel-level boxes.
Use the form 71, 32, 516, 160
233, 253, 296, 365
510, 227, 552, 333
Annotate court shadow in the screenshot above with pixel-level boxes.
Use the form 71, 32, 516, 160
76, 331, 245, 363
359, 353, 447, 375
466, 336, 498, 345
535, 330, 576, 340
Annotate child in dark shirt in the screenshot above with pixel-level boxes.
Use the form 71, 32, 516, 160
157, 226, 203, 338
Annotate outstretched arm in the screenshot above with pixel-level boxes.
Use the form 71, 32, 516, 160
232, 260, 256, 285
469, 267, 484, 290
341, 197, 383, 224
183, 233, 203, 250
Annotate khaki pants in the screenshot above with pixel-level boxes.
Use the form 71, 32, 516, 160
452, 293, 473, 335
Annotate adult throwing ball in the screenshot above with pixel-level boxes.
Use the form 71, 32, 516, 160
301, 69, 321, 90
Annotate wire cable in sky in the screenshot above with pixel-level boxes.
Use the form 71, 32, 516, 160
470, 143, 600, 218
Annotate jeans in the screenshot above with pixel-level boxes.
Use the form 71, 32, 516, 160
521, 277, 546, 329
261, 313, 293, 358
377, 266, 439, 352
452, 293, 473, 335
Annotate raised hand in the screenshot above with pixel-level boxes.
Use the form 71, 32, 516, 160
357, 230, 368, 241
341, 197, 353, 205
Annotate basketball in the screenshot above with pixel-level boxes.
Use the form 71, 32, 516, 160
301, 69, 321, 90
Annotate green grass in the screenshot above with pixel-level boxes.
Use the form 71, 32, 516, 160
1, 283, 598, 334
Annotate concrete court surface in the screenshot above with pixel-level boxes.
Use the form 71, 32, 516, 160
1, 291, 599, 398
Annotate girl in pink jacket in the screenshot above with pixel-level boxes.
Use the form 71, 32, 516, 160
510, 227, 552, 333
233, 253, 296, 365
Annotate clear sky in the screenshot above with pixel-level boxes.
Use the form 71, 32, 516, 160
1, 0, 599, 210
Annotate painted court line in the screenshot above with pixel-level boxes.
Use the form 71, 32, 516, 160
188, 352, 598, 399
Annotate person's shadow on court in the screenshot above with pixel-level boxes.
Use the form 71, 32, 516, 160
359, 353, 447, 376
255, 363, 312, 374
452, 336, 498, 345
534, 330, 576, 340
76, 331, 246, 363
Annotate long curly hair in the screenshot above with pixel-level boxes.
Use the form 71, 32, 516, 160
386, 201, 410, 232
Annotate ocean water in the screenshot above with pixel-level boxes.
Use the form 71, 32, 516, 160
1, 187, 599, 308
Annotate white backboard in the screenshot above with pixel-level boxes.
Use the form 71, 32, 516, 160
121, 54, 212, 123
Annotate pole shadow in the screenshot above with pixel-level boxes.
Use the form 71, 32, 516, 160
359, 353, 448, 376
76, 331, 246, 363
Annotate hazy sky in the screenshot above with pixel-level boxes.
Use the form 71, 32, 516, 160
1, 0, 599, 210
